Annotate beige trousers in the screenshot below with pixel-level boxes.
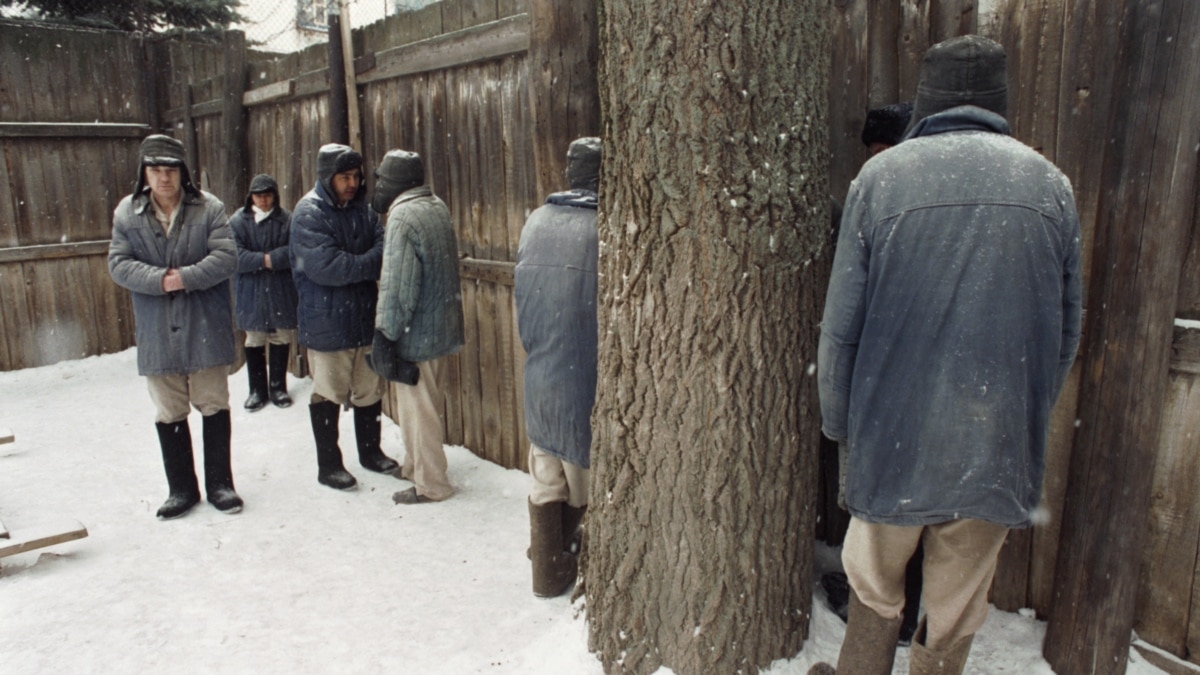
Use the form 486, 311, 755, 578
395, 359, 453, 501
307, 347, 385, 407
528, 444, 589, 508
244, 329, 295, 348
146, 366, 230, 423
842, 516, 1009, 650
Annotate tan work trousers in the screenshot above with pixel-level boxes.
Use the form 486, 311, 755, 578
843, 516, 1009, 650
528, 444, 589, 508
146, 366, 230, 423
395, 359, 453, 501
307, 347, 385, 407
244, 329, 295, 348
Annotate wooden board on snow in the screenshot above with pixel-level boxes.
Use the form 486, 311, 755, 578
0, 520, 87, 559
0, 427, 13, 444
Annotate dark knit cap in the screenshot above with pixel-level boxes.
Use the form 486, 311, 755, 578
909, 35, 1007, 131
861, 102, 913, 148
372, 150, 425, 214
140, 134, 186, 166
565, 137, 601, 193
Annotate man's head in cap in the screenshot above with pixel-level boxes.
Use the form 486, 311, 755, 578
246, 173, 280, 215
317, 143, 365, 207
134, 134, 199, 206
908, 35, 1007, 133
565, 137, 601, 193
862, 102, 914, 156
371, 150, 425, 215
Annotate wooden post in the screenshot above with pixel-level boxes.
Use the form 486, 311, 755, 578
221, 30, 247, 207
338, 0, 361, 150
139, 36, 161, 133
181, 83, 199, 175
327, 6, 350, 145
1043, 2, 1200, 672
527, 0, 600, 201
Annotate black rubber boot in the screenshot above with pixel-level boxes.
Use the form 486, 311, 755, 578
202, 410, 243, 513
529, 500, 577, 597
311, 401, 356, 490
267, 344, 293, 408
353, 401, 398, 474
243, 346, 268, 412
155, 420, 200, 520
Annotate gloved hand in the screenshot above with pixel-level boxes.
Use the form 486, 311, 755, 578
366, 330, 420, 385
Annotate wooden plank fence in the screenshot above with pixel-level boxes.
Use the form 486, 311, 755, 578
4, 1, 1200, 666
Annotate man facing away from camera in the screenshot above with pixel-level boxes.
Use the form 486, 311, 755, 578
810, 35, 1082, 675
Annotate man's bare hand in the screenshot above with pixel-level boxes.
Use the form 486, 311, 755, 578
162, 268, 185, 293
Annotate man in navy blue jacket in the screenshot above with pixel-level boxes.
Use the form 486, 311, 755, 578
812, 36, 1081, 675
290, 144, 398, 491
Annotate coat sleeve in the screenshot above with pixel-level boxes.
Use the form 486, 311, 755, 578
232, 213, 266, 274
179, 200, 236, 291
267, 210, 293, 271
817, 181, 872, 443
376, 208, 423, 342
1054, 181, 1084, 402
292, 206, 382, 286
108, 205, 169, 296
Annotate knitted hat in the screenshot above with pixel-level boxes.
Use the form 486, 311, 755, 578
861, 102, 913, 148
371, 150, 425, 214
565, 137, 601, 193
909, 35, 1007, 131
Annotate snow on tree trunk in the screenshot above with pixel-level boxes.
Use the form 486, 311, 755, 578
585, 2, 830, 673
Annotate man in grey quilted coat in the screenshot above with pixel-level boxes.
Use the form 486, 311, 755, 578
367, 150, 464, 505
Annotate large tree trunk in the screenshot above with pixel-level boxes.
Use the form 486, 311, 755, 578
585, 2, 829, 673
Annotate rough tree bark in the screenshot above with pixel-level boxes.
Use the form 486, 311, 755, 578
585, 2, 829, 673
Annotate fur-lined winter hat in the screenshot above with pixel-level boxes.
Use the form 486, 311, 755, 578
908, 35, 1007, 131
316, 143, 365, 202
565, 137, 601, 193
133, 134, 199, 198
372, 150, 425, 214
862, 102, 913, 148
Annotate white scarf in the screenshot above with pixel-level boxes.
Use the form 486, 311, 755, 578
252, 205, 273, 223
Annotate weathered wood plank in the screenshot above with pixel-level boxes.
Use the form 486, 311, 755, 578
828, 0, 869, 206
0, 520, 87, 559
0, 123, 151, 138
357, 14, 529, 86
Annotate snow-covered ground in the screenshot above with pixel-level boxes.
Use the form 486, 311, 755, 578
0, 349, 1168, 673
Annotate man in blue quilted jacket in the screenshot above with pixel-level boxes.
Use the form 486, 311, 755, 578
290, 144, 399, 491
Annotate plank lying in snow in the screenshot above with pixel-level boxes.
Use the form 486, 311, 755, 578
0, 520, 88, 559
0, 427, 13, 444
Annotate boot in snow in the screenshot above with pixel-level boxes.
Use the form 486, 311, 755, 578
808, 590, 902, 675
909, 621, 974, 675
267, 344, 293, 408
353, 401, 398, 474
529, 499, 577, 597
202, 409, 243, 513
311, 401, 356, 490
243, 346, 268, 412
155, 419, 200, 519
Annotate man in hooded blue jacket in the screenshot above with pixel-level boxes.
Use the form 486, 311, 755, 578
290, 144, 399, 491
811, 36, 1082, 675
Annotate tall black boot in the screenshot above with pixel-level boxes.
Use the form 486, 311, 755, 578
243, 346, 268, 412
353, 401, 398, 474
267, 344, 293, 408
155, 420, 200, 520
202, 409, 243, 513
529, 500, 578, 597
311, 401, 356, 490
899, 540, 925, 646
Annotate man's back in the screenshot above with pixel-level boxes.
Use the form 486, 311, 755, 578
819, 106, 1082, 528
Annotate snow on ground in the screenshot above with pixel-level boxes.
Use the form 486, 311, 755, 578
0, 350, 1168, 674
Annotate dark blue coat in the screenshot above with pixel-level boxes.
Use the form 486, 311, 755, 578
230, 206, 298, 332
289, 181, 382, 352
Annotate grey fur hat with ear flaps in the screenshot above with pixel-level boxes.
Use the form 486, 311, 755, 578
371, 150, 425, 214
133, 134, 200, 198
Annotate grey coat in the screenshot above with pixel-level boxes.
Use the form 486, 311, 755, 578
109, 190, 237, 376
514, 192, 598, 468
376, 186, 464, 362
818, 106, 1082, 528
